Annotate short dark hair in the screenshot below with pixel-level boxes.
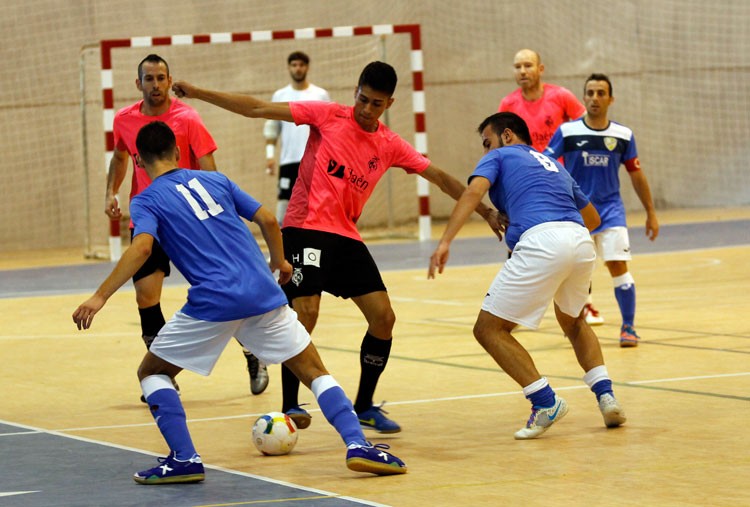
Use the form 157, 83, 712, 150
358, 61, 397, 96
136, 121, 176, 164
585, 73, 613, 96
287, 51, 310, 65
138, 54, 170, 81
477, 112, 532, 146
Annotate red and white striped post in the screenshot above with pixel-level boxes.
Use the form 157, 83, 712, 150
99, 24, 430, 260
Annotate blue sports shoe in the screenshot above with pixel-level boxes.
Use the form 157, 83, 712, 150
514, 396, 569, 440
285, 404, 312, 429
133, 452, 205, 484
357, 403, 401, 433
346, 442, 407, 475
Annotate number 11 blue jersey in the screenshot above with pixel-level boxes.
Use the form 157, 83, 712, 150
131, 169, 287, 321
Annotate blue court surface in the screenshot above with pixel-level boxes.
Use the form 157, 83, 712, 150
0, 421, 384, 507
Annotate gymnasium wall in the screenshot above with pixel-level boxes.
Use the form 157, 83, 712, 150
1, 0, 747, 252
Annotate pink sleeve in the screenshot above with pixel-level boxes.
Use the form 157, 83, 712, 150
113, 114, 128, 152
186, 112, 217, 158
498, 96, 510, 112
289, 100, 334, 127
562, 89, 585, 120
393, 136, 430, 174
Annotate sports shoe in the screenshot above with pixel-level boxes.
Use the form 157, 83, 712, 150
620, 324, 640, 347
583, 303, 604, 326
285, 405, 312, 429
598, 393, 627, 428
514, 396, 569, 440
133, 452, 205, 485
346, 442, 407, 475
357, 402, 401, 433
583, 303, 604, 325
246, 353, 269, 395
140, 378, 180, 404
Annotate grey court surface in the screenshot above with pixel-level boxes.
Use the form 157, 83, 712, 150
0, 421, 382, 507
2, 219, 749, 299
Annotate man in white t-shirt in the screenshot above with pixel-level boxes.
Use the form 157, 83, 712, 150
264, 51, 331, 222
250, 52, 331, 395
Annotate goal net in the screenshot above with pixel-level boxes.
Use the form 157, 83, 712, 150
81, 25, 428, 259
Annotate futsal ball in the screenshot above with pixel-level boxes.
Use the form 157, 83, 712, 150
252, 412, 299, 455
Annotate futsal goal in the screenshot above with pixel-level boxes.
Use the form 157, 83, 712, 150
80, 24, 431, 260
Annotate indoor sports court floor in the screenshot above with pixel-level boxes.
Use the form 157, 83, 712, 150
1, 209, 749, 506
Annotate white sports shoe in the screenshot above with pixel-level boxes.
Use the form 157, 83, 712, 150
583, 303, 604, 325
514, 396, 569, 440
598, 393, 627, 428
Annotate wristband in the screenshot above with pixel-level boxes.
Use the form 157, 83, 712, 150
266, 144, 275, 159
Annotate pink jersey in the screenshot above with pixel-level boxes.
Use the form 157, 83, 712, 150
113, 98, 217, 202
284, 101, 430, 241
498, 84, 585, 152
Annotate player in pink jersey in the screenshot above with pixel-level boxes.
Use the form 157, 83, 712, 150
173, 61, 505, 433
105, 54, 259, 401
498, 49, 585, 153
498, 49, 603, 323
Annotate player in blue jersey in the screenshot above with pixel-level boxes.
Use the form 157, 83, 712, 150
72, 121, 406, 484
429, 112, 626, 439
545, 73, 659, 347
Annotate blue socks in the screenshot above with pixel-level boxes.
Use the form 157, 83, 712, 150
523, 378, 556, 408
613, 273, 636, 327
312, 375, 366, 447
142, 375, 197, 461
583, 366, 614, 402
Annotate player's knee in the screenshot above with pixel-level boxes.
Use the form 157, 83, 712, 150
367, 306, 395, 337
135, 289, 160, 308
473, 320, 491, 347
291, 303, 320, 332
380, 307, 396, 333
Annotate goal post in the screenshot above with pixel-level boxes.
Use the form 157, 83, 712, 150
94, 24, 430, 261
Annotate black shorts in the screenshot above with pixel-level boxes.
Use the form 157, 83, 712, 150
130, 229, 171, 283
278, 162, 300, 200
281, 227, 386, 301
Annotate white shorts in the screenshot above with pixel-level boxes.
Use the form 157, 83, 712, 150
592, 226, 631, 262
150, 305, 310, 376
481, 222, 596, 329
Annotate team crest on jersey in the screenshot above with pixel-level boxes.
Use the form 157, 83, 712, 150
368, 156, 380, 173
604, 137, 618, 151
291, 268, 304, 286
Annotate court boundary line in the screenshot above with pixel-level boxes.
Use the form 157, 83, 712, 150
0, 418, 390, 507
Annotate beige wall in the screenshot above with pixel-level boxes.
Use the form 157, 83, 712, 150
2, 0, 748, 252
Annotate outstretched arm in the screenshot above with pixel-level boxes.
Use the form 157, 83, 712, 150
72, 234, 153, 330
172, 81, 294, 122
420, 164, 507, 239
252, 205, 293, 285
628, 169, 659, 240
428, 176, 491, 279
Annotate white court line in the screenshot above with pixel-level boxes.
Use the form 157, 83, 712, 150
27, 370, 747, 434
0, 418, 389, 507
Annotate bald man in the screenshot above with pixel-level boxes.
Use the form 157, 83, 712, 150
498, 49, 585, 153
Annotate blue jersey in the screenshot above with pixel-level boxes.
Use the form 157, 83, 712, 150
472, 144, 589, 251
545, 119, 638, 232
130, 170, 288, 321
